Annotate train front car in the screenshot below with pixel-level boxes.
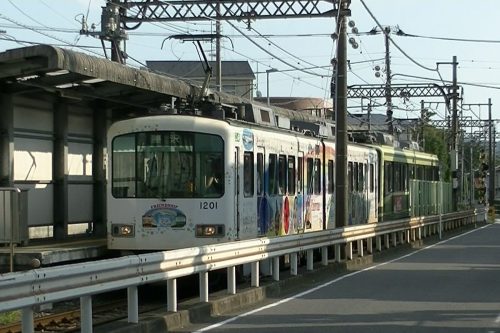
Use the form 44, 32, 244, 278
107, 115, 235, 251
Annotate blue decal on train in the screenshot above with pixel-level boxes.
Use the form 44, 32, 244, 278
142, 206, 186, 228
242, 128, 254, 151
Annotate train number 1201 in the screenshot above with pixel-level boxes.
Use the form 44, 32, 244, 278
200, 201, 218, 210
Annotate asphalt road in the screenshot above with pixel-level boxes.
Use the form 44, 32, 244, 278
181, 223, 500, 333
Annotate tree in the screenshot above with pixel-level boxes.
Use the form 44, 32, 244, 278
423, 125, 450, 181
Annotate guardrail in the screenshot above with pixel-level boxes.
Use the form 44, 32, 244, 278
0, 208, 484, 333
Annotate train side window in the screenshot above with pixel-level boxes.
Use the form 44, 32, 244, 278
353, 162, 358, 192
348, 162, 353, 192
307, 158, 314, 194
287, 156, 296, 195
385, 162, 392, 193
278, 154, 287, 195
359, 163, 364, 192
268, 154, 278, 195
257, 153, 264, 195
370, 163, 374, 193
243, 152, 254, 197
327, 160, 334, 194
402, 163, 408, 191
314, 158, 321, 194
394, 162, 401, 192
298, 157, 304, 194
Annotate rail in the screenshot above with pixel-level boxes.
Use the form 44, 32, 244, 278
0, 208, 484, 333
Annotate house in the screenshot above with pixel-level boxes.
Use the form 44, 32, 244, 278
146, 60, 255, 99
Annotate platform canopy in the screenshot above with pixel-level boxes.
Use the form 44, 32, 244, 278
0, 45, 329, 123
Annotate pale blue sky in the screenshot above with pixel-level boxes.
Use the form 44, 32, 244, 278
1, 0, 500, 125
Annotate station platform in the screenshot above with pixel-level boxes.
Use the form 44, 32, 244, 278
0, 237, 108, 272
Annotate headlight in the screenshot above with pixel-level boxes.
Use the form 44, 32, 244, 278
195, 224, 224, 237
112, 224, 135, 237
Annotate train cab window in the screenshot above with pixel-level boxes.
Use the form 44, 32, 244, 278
327, 160, 334, 194
257, 153, 264, 195
112, 134, 137, 197
111, 131, 224, 199
278, 154, 287, 195
243, 152, 254, 197
298, 157, 304, 194
268, 154, 278, 195
287, 156, 296, 195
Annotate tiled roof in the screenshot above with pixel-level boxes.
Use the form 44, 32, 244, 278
146, 61, 255, 79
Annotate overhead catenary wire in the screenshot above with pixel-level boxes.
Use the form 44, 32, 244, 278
359, 0, 438, 73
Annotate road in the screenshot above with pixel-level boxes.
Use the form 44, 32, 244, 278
182, 223, 500, 333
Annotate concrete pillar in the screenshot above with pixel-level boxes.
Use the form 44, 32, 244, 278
53, 100, 68, 240
0, 93, 14, 187
92, 107, 107, 237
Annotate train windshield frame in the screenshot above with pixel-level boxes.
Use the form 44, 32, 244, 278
111, 131, 224, 199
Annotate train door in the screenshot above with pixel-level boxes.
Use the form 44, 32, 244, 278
296, 152, 305, 232
234, 147, 240, 240
367, 160, 378, 223
238, 149, 258, 239
256, 147, 267, 236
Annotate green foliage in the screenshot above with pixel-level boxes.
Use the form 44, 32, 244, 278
422, 125, 450, 181
0, 310, 20, 325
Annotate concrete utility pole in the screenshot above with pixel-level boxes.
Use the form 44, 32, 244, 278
450, 56, 459, 211
384, 27, 393, 135
215, 0, 222, 92
488, 98, 495, 206
334, 0, 350, 229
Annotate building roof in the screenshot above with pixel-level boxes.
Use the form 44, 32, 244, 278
254, 97, 333, 110
146, 61, 255, 79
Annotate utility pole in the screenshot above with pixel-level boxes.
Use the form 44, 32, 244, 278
215, 0, 222, 92
488, 98, 495, 207
420, 99, 425, 149
450, 56, 459, 211
384, 27, 393, 135
334, 0, 350, 229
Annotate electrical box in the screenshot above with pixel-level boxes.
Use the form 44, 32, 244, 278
0, 189, 29, 245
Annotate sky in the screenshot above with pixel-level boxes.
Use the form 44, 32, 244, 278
1, 0, 500, 130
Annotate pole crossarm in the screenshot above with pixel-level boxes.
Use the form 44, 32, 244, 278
347, 83, 457, 100
120, 0, 346, 23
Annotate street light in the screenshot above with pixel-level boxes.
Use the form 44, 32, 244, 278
266, 68, 278, 106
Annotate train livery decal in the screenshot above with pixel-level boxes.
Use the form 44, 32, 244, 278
142, 203, 187, 228
257, 194, 305, 236
242, 128, 254, 151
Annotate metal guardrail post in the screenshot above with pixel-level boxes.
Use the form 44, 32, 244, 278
80, 295, 92, 333
127, 286, 139, 323
167, 279, 177, 312
0, 187, 21, 272
21, 307, 34, 333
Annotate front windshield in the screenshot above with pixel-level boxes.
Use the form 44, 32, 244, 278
112, 131, 224, 198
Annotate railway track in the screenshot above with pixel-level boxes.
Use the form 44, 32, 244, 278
0, 299, 162, 333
